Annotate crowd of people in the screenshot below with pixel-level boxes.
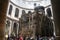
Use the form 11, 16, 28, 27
7, 33, 35, 40
7, 33, 55, 40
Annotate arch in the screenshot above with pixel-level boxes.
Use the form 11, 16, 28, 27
28, 11, 31, 13
13, 22, 18, 34
46, 8, 52, 17
8, 5, 13, 15
22, 10, 26, 15
15, 8, 19, 17
6, 20, 10, 27
13, 23, 17, 29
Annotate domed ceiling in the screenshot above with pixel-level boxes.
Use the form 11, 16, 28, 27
11, 0, 51, 9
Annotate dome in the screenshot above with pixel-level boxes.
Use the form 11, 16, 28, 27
11, 0, 51, 9
25, 0, 42, 2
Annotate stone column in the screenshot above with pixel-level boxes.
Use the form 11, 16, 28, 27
0, 0, 9, 40
51, 0, 60, 40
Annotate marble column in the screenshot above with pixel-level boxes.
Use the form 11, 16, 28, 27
0, 0, 9, 40
51, 0, 60, 40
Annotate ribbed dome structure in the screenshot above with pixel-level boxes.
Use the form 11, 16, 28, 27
11, 0, 51, 9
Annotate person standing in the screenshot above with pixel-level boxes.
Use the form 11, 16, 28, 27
19, 34, 23, 40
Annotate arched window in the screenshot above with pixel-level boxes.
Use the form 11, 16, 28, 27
8, 5, 13, 15
14, 23, 17, 29
34, 3, 36, 7
22, 10, 26, 15
46, 8, 52, 17
28, 11, 31, 14
6, 20, 10, 29
15, 8, 19, 17
13, 23, 17, 34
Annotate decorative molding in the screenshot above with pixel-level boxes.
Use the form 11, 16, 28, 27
6, 17, 19, 22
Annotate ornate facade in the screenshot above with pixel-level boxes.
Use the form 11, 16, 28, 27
5, 0, 54, 39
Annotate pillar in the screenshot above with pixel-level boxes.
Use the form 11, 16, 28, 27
0, 0, 9, 40
51, 0, 60, 40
